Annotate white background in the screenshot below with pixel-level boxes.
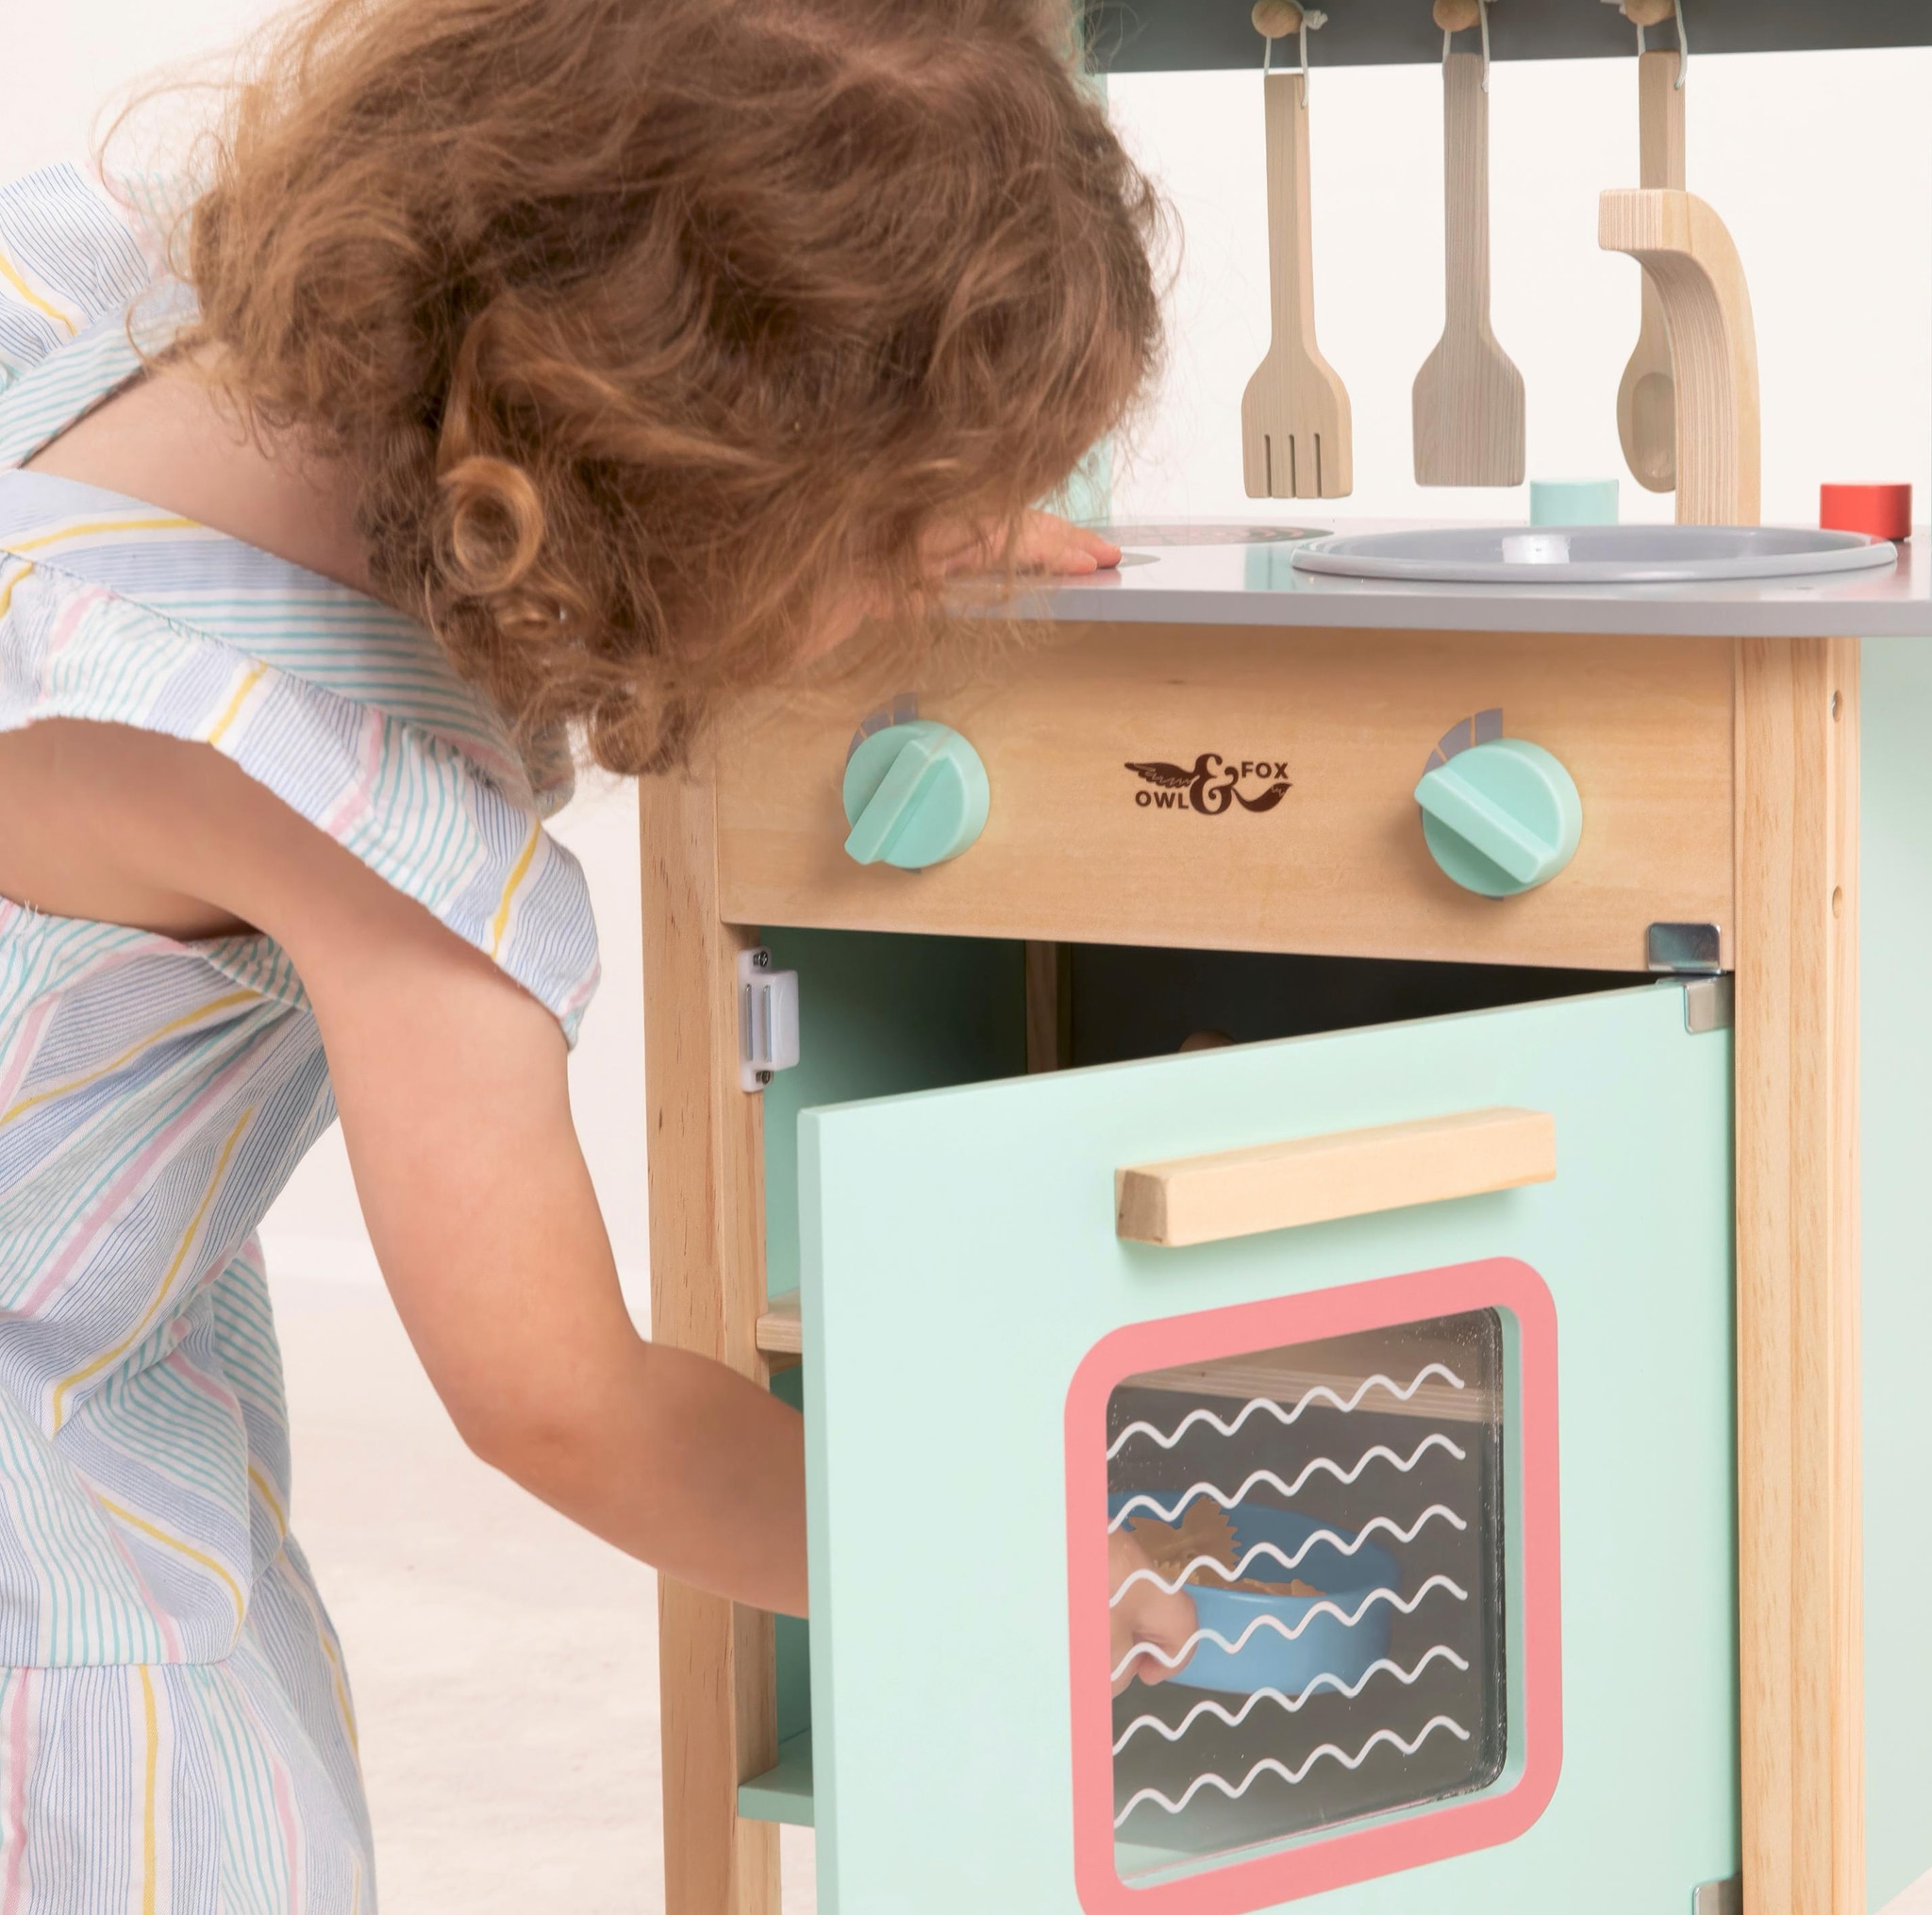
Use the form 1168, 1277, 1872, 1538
14, 12, 1932, 1290
12, 12, 1932, 1912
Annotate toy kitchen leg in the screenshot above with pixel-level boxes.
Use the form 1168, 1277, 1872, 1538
640, 773, 781, 1915
1733, 638, 1861, 1915
638, 624, 1897, 1915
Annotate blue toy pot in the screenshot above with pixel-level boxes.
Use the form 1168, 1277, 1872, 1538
1111, 1497, 1402, 1698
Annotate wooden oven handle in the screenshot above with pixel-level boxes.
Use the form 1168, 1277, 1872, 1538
1115, 1107, 1556, 1247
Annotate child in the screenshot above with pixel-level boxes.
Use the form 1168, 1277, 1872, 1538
0, 0, 1158, 1903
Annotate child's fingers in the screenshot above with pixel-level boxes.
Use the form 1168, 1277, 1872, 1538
1060, 522, 1124, 569
930, 510, 1122, 577
1108, 1566, 1201, 1692
1012, 510, 1119, 574
1111, 1638, 1172, 1694
1138, 1584, 1201, 1685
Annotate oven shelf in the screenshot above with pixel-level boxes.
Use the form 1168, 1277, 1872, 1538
758, 1289, 802, 1356
739, 1730, 814, 1827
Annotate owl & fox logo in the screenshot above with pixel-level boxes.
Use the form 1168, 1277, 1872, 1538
1124, 754, 1291, 815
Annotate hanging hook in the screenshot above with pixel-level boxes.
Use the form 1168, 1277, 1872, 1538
1615, 0, 1686, 83
1253, 2, 1325, 103
1434, 1, 1493, 92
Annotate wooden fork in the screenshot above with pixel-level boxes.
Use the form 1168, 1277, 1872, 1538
1241, 69, 1352, 500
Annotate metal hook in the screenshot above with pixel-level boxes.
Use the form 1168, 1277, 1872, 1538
1613, 0, 1683, 78
1263, 8, 1325, 105
1441, 2, 1492, 93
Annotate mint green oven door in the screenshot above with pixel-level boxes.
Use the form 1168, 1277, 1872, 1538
797, 981, 1736, 1915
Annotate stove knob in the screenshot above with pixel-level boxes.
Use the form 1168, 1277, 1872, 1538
1414, 738, 1582, 897
842, 721, 990, 869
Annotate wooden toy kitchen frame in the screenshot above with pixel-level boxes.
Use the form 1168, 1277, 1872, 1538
641, 7, 1932, 1913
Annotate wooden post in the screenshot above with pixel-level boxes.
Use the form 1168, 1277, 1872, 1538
1734, 637, 1862, 1915
641, 772, 781, 1915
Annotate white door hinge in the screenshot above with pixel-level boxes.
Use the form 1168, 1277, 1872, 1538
738, 946, 800, 1091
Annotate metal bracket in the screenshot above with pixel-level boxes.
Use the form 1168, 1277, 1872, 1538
1682, 974, 1733, 1035
1693, 1875, 1741, 1915
738, 946, 801, 1092
1647, 921, 1722, 974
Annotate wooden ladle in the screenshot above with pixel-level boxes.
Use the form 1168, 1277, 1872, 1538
1618, 48, 1686, 491
1241, 6, 1352, 499
1412, 46, 1525, 486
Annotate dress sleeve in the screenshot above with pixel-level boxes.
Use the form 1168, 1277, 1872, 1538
0, 165, 156, 387
0, 566, 603, 1045
0, 165, 167, 471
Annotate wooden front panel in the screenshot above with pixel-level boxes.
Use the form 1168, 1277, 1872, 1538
714, 624, 1734, 972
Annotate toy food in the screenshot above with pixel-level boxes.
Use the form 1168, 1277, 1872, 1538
1126, 1500, 1325, 1598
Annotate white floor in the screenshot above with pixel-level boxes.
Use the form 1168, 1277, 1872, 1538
271, 1267, 816, 1913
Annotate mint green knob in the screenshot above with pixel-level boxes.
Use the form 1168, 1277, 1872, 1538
842, 721, 990, 869
1415, 737, 1582, 897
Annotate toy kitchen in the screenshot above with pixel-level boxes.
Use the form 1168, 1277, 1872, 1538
639, 4, 1932, 1913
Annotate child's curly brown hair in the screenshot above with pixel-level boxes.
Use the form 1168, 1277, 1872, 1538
158, 0, 1162, 773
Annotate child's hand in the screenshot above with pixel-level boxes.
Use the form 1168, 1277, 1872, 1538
1108, 1526, 1199, 1696
1008, 510, 1122, 575
932, 509, 1122, 578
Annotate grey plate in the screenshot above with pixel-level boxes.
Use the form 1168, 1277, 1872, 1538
1291, 524, 1899, 585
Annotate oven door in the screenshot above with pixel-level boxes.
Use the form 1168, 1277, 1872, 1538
796, 980, 1737, 1915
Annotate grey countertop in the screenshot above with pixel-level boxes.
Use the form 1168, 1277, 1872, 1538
1018, 520, 1932, 640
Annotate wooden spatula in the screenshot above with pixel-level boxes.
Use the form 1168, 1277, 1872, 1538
1412, 52, 1524, 487
1617, 48, 1685, 491
1241, 67, 1352, 499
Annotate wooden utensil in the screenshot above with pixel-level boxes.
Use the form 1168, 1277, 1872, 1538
1412, 50, 1525, 487
1241, 67, 1352, 499
1617, 48, 1686, 491
1599, 186, 1759, 525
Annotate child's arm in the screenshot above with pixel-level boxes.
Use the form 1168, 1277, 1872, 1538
283, 836, 809, 1618
24, 719, 807, 1615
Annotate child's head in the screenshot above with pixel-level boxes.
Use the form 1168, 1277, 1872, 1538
165, 0, 1163, 770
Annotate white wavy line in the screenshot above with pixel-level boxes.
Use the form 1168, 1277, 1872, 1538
1108, 1434, 1468, 1532
1113, 1716, 1472, 1826
1108, 1505, 1467, 1607
1110, 1574, 1468, 1683
1111, 1645, 1472, 1753
1108, 1365, 1468, 1459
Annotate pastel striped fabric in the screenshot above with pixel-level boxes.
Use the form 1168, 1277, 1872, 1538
0, 164, 602, 1909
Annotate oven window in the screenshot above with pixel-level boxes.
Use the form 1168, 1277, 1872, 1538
1105, 1309, 1507, 1883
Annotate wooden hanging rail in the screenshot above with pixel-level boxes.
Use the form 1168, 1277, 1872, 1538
1082, 0, 1926, 73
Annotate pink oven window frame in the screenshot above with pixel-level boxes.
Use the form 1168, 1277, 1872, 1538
1063, 1256, 1563, 1915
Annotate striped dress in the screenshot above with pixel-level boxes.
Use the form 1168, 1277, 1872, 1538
0, 165, 601, 1910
